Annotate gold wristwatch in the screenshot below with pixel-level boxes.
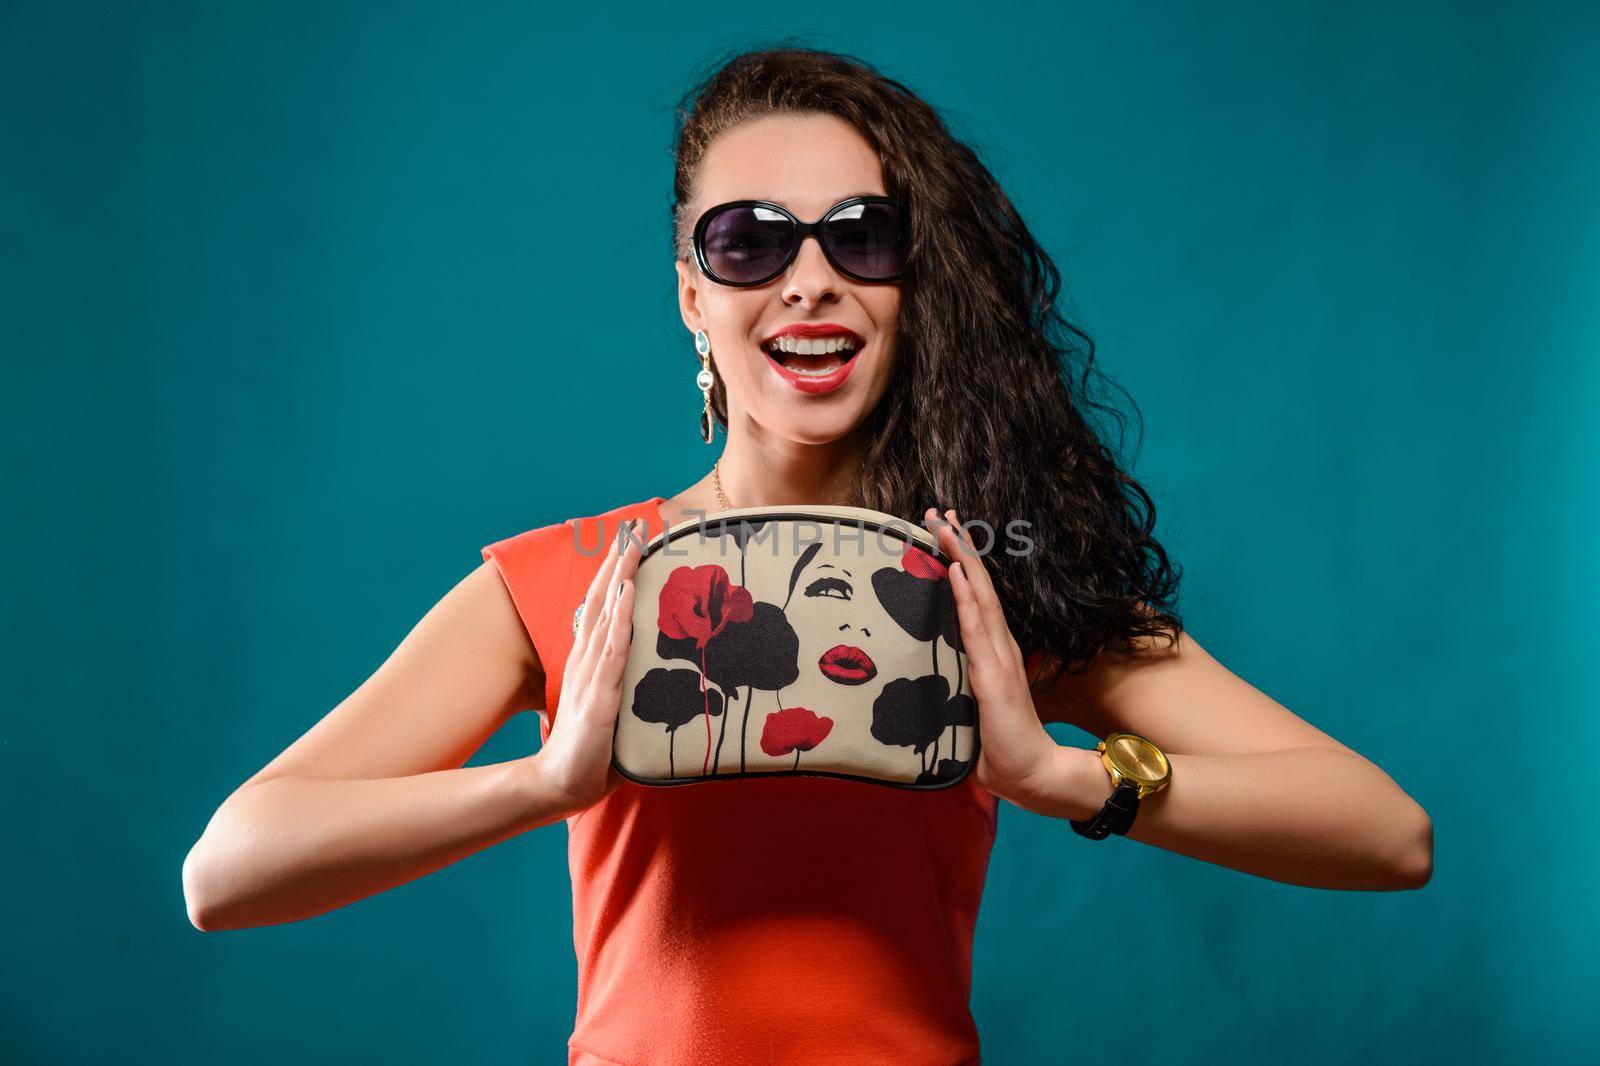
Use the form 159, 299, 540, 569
1069, 732, 1172, 840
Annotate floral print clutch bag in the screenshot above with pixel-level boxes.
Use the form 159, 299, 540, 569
614, 505, 978, 790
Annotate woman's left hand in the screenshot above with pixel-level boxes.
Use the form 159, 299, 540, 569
923, 507, 1094, 816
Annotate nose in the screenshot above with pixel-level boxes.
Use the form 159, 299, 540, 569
781, 234, 842, 308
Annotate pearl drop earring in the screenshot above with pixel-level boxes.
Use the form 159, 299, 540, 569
695, 329, 716, 444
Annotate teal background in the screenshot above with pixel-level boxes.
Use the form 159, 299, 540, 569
4, 2, 1596, 1063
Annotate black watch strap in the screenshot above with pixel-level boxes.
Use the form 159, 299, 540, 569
1070, 780, 1142, 840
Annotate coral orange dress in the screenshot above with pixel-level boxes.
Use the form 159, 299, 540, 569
483, 496, 1000, 1066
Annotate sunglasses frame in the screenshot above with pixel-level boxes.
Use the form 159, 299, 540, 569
690, 195, 908, 287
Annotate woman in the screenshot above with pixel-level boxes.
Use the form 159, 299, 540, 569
182, 47, 1432, 1065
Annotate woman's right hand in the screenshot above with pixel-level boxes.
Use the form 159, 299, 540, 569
533, 517, 645, 816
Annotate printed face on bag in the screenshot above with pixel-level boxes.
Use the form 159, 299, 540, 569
785, 541, 901, 693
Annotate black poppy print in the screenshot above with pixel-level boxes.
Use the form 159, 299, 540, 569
631, 667, 726, 779
615, 507, 978, 790
869, 542, 975, 784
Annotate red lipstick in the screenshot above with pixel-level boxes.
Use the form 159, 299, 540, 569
762, 322, 865, 345
761, 322, 865, 397
819, 644, 877, 686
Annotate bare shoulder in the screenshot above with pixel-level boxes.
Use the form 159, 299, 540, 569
464, 559, 546, 712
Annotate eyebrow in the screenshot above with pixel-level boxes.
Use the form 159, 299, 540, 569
816, 564, 853, 578
741, 192, 886, 210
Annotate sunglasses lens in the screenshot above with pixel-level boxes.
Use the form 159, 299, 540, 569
701, 205, 797, 284
823, 200, 906, 280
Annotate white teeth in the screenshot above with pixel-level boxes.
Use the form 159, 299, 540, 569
767, 334, 858, 355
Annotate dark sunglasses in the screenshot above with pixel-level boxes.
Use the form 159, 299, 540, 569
691, 195, 909, 286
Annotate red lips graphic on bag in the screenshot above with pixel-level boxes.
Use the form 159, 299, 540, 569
818, 644, 877, 685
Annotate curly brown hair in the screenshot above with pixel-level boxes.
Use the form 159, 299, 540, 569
670, 45, 1183, 692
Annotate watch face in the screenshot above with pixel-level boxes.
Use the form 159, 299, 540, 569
1106, 733, 1170, 786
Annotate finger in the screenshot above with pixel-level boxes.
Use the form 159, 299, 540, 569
592, 574, 637, 697
568, 529, 627, 692
953, 563, 1033, 708
929, 510, 1025, 678
949, 559, 1006, 686
574, 519, 632, 653
928, 509, 1002, 643
923, 507, 966, 560
926, 506, 979, 565
946, 509, 1014, 650
922, 507, 987, 645
925, 508, 1025, 672
577, 525, 642, 680
574, 524, 624, 654
944, 509, 991, 586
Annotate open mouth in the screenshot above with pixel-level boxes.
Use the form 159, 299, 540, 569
761, 334, 862, 377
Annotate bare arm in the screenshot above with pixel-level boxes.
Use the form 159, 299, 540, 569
181, 522, 646, 931
1027, 631, 1434, 891
925, 507, 1433, 892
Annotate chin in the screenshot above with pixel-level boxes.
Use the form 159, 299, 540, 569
764, 408, 872, 446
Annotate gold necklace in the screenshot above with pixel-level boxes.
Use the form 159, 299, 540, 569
713, 458, 732, 510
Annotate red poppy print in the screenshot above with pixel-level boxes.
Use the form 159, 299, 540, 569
760, 706, 834, 770
658, 564, 755, 648
901, 542, 948, 581
657, 563, 756, 775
